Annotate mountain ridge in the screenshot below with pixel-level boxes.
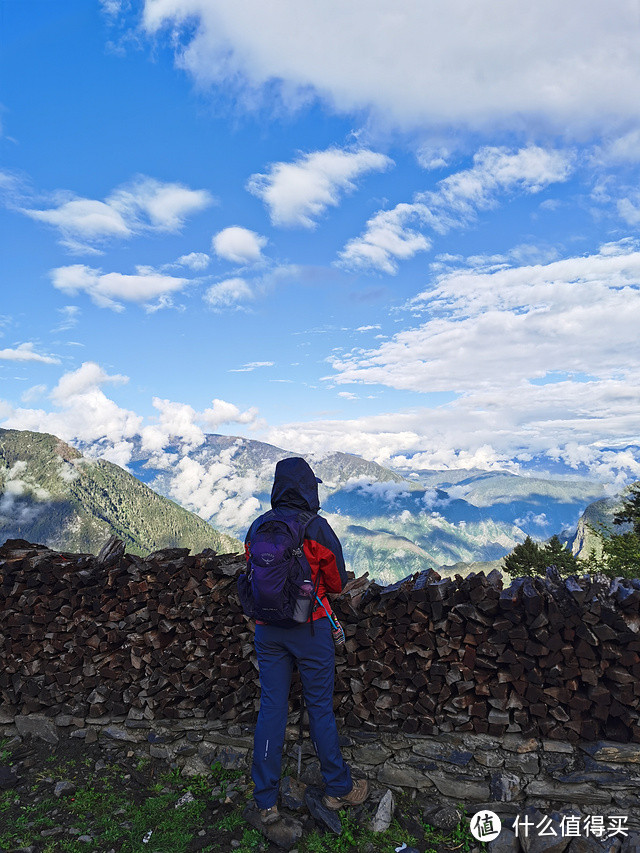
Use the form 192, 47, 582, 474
76, 430, 606, 581
0, 428, 241, 557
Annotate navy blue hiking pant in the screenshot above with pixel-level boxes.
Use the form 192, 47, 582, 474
252, 617, 353, 809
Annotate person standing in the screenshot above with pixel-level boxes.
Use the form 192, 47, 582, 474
244, 457, 369, 824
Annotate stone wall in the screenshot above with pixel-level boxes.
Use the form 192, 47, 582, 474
1, 710, 639, 831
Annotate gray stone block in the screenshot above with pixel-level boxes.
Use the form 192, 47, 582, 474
242, 803, 302, 850
502, 736, 540, 754
217, 747, 246, 770
411, 742, 473, 765
487, 827, 521, 853
103, 726, 135, 741
525, 780, 612, 805
477, 751, 505, 768
14, 714, 59, 745
568, 838, 623, 853
377, 762, 433, 790
353, 744, 391, 766
304, 786, 342, 835
427, 770, 490, 801
53, 780, 76, 798
490, 772, 523, 802
543, 741, 574, 754
517, 805, 578, 853
0, 766, 18, 790
280, 776, 306, 811
580, 742, 640, 764
475, 802, 522, 817
506, 753, 539, 775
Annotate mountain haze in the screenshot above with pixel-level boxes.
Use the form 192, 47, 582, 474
77, 432, 605, 582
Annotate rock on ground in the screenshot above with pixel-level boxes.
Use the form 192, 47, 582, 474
370, 788, 395, 833
242, 802, 303, 850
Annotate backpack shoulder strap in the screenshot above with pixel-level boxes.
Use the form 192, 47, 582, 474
294, 510, 317, 548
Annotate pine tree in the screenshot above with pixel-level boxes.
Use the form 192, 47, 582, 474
613, 483, 640, 535
503, 536, 546, 577
540, 534, 580, 575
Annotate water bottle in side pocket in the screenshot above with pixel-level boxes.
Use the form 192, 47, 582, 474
292, 580, 315, 622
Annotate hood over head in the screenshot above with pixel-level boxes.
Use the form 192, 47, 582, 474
270, 456, 322, 512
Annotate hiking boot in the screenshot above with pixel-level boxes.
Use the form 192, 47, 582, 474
322, 778, 369, 810
259, 805, 280, 825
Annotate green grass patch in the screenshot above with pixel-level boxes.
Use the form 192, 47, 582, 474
0, 750, 222, 853
300, 812, 417, 853
422, 806, 487, 853
214, 810, 245, 831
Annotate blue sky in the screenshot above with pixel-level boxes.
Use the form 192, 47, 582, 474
1, 0, 640, 488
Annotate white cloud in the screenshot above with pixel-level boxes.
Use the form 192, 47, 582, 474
24, 175, 213, 252
617, 195, 640, 226
203, 277, 253, 310
265, 242, 640, 487
175, 251, 210, 271
595, 129, 640, 165
339, 203, 433, 274
514, 511, 549, 529
140, 1, 640, 136
0, 343, 60, 365
21, 384, 47, 403
266, 378, 640, 490
229, 361, 274, 373
53, 305, 81, 332
51, 264, 191, 311
417, 144, 451, 170
0, 462, 51, 529
420, 146, 573, 224
163, 450, 262, 530
51, 362, 128, 404
339, 145, 573, 273
212, 226, 267, 264
201, 398, 258, 428
331, 242, 640, 391
27, 198, 130, 242
2, 363, 141, 466
1, 361, 260, 469
100, 0, 125, 15
343, 475, 411, 504
140, 396, 259, 452
247, 146, 393, 228
108, 176, 211, 230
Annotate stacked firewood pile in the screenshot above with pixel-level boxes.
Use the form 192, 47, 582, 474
1, 537, 640, 743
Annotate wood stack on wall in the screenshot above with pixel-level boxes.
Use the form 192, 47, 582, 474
1, 537, 640, 743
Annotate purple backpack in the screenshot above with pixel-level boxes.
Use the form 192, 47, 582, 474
238, 509, 319, 627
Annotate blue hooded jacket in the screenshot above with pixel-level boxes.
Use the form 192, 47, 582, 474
270, 457, 320, 513
245, 457, 347, 621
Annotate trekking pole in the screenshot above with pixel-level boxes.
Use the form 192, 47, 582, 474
297, 690, 304, 780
